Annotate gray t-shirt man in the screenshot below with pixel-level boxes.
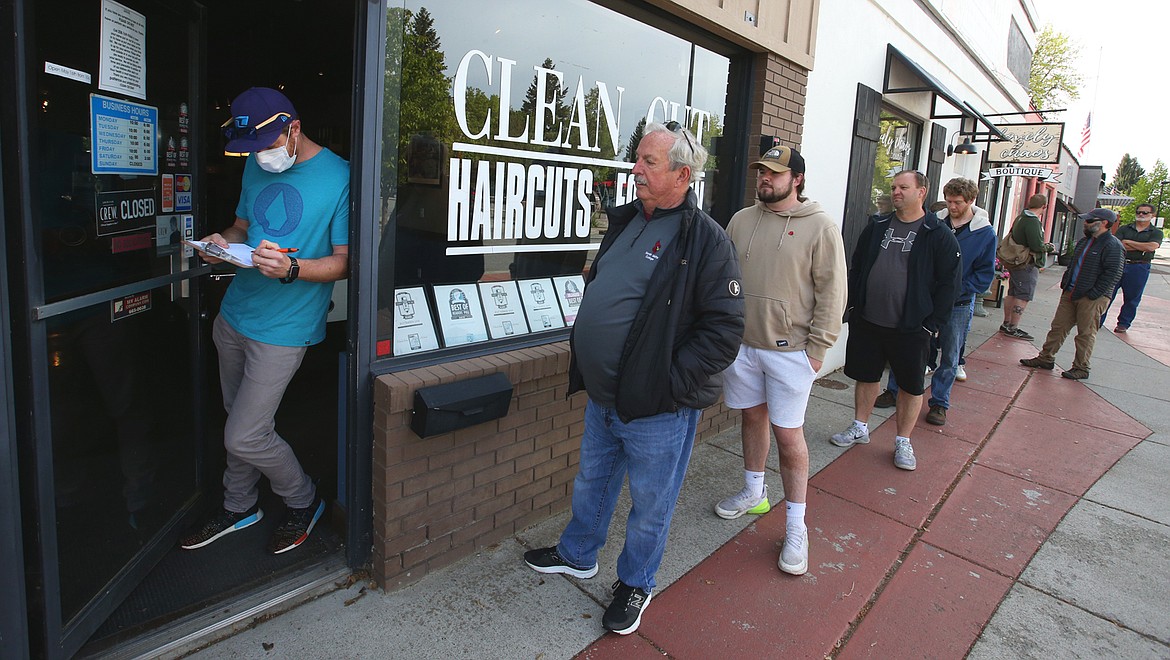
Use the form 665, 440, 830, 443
573, 214, 681, 408
863, 216, 924, 328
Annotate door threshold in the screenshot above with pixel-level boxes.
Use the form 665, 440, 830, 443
79, 554, 351, 660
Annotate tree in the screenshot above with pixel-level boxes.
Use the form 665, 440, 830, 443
1029, 25, 1083, 111
520, 57, 569, 147
1112, 153, 1145, 194
624, 118, 646, 162
395, 7, 454, 188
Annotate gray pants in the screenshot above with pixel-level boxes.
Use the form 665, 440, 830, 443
213, 314, 315, 512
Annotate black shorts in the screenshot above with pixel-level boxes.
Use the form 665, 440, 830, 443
844, 316, 931, 395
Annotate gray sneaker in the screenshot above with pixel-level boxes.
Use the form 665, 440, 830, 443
894, 438, 917, 471
778, 529, 809, 575
830, 421, 869, 447
714, 484, 770, 519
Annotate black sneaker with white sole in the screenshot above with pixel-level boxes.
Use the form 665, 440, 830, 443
602, 580, 652, 635
523, 546, 598, 578
180, 504, 263, 550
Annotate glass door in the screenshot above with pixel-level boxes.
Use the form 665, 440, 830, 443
14, 0, 208, 655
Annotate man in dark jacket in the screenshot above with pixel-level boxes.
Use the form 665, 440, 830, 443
830, 170, 961, 471
1020, 208, 1124, 380
524, 121, 744, 636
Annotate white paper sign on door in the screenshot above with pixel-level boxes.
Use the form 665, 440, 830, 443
99, 0, 147, 100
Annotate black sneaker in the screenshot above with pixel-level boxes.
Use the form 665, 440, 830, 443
180, 505, 263, 550
267, 498, 325, 555
1009, 328, 1035, 341
523, 546, 598, 578
602, 580, 652, 635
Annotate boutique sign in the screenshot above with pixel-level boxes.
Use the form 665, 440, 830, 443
444, 49, 716, 255
987, 122, 1065, 165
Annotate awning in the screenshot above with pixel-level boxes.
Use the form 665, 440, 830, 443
1097, 193, 1135, 208
884, 44, 1010, 141
1054, 197, 1080, 214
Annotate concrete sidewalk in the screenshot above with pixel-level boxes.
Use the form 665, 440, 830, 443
188, 253, 1170, 659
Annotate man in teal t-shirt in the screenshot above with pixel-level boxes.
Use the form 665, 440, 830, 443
181, 87, 349, 556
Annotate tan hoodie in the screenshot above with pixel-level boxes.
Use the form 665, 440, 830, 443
726, 199, 847, 362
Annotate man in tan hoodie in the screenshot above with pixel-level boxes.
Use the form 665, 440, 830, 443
713, 146, 847, 575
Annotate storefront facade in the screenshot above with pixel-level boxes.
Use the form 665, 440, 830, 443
0, 0, 817, 656
801, 0, 1043, 363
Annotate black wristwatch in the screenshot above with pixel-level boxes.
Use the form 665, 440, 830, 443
280, 256, 299, 284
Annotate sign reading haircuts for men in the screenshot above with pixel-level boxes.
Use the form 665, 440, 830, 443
988, 122, 1065, 164
445, 49, 717, 256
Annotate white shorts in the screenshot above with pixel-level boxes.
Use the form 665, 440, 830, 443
722, 345, 818, 428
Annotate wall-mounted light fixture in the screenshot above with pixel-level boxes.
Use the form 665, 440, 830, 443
947, 133, 978, 156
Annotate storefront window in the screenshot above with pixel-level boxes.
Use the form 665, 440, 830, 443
870, 110, 921, 214
375, 0, 732, 358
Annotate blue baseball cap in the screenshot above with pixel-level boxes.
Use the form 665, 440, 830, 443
1078, 208, 1117, 225
222, 87, 297, 155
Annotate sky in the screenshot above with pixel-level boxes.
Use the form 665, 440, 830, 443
1033, 0, 1170, 181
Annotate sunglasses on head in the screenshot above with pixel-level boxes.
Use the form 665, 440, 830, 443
221, 112, 292, 141
664, 120, 696, 160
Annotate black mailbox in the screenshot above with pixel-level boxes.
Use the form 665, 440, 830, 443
410, 372, 514, 438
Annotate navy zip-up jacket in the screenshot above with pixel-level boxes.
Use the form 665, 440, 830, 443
1060, 231, 1124, 300
567, 191, 744, 423
846, 211, 962, 334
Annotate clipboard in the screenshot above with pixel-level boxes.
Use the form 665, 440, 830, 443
183, 240, 256, 268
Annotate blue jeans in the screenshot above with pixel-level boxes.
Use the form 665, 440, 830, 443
557, 399, 700, 592
928, 296, 975, 410
887, 296, 974, 410
1100, 262, 1151, 329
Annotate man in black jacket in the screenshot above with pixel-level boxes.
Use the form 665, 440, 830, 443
523, 121, 744, 636
1020, 208, 1124, 380
830, 170, 961, 471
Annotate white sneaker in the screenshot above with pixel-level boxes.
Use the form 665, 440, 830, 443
925, 365, 934, 377
714, 484, 770, 519
894, 438, 917, 471
830, 421, 870, 447
955, 364, 967, 382
778, 529, 809, 575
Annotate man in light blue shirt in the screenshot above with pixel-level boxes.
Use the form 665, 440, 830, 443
181, 87, 349, 555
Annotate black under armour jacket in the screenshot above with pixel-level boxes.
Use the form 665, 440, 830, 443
846, 212, 962, 334
567, 191, 744, 423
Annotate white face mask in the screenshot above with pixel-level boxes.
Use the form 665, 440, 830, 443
256, 131, 297, 173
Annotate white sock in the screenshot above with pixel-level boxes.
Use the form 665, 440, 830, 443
744, 470, 766, 499
895, 435, 912, 444
785, 501, 807, 535
853, 419, 868, 431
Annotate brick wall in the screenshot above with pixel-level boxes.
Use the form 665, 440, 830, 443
371, 341, 737, 590
744, 52, 809, 204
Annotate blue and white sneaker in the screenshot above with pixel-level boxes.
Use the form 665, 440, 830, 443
268, 497, 326, 554
180, 505, 263, 550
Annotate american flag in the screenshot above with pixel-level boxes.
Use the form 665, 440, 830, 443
1078, 113, 1091, 159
